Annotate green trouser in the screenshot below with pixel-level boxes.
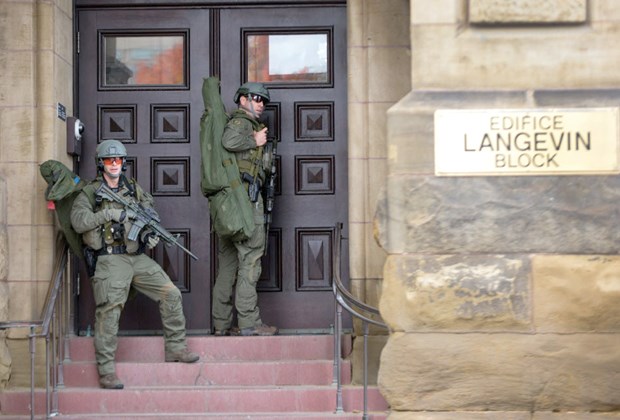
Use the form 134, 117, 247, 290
212, 197, 265, 331
91, 253, 188, 376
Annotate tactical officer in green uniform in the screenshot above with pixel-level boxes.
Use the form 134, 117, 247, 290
71, 140, 199, 390
212, 82, 278, 337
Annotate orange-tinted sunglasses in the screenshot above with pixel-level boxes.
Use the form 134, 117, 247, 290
101, 157, 124, 165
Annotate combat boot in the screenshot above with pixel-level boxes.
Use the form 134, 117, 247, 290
240, 323, 278, 336
99, 373, 124, 389
165, 347, 200, 363
214, 326, 240, 336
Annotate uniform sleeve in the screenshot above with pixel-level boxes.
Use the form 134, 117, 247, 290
135, 182, 155, 209
222, 117, 256, 152
135, 183, 160, 221
70, 191, 110, 234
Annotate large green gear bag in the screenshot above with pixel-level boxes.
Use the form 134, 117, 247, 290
39, 159, 88, 259
199, 76, 255, 242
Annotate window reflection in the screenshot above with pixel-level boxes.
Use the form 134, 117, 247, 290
104, 35, 185, 86
247, 33, 329, 84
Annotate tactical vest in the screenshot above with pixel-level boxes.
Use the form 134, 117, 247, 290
81, 176, 142, 252
229, 109, 269, 185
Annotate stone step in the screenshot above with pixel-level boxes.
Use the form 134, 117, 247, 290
0, 334, 388, 419
1, 386, 389, 416
2, 412, 389, 420
63, 359, 351, 387
68, 335, 344, 362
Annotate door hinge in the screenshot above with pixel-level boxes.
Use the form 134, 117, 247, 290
76, 31, 80, 54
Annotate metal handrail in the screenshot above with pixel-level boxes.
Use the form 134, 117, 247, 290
331, 222, 387, 420
0, 232, 70, 419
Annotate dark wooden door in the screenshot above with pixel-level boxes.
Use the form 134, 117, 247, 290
217, 6, 348, 332
76, 8, 212, 333
76, 4, 348, 334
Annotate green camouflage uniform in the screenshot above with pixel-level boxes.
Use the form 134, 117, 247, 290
212, 109, 271, 331
70, 176, 189, 376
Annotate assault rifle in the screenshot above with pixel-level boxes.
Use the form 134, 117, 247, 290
95, 183, 199, 261
263, 138, 277, 256
243, 123, 267, 204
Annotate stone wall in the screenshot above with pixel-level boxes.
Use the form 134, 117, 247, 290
376, 0, 620, 418
347, 0, 410, 311
346, 0, 410, 384
0, 0, 74, 387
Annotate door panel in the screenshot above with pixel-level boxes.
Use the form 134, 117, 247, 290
76, 8, 211, 333
76, 4, 348, 334
218, 6, 348, 331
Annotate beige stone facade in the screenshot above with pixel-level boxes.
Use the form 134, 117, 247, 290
347, 0, 410, 383
375, 0, 620, 418
0, 0, 74, 387
1, 0, 618, 419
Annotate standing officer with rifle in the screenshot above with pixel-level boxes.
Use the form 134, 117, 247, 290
211, 82, 278, 337
71, 139, 199, 390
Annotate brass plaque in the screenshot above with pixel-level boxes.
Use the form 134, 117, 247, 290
434, 108, 620, 176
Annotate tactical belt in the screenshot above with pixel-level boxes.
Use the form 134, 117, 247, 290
97, 245, 126, 256
96, 245, 144, 256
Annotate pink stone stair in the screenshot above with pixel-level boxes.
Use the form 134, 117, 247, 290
0, 335, 389, 419
68, 335, 342, 362
64, 360, 341, 387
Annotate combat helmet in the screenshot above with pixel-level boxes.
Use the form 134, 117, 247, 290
233, 82, 270, 104
96, 139, 127, 172
96, 139, 127, 158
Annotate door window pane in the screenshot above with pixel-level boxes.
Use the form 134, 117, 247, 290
103, 34, 186, 87
246, 32, 330, 85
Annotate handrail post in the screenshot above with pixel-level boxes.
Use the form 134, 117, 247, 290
45, 334, 50, 418
332, 319, 337, 385
334, 301, 344, 414
57, 276, 66, 388
29, 326, 35, 420
330, 223, 388, 418
363, 321, 369, 420
50, 308, 59, 417
63, 260, 72, 364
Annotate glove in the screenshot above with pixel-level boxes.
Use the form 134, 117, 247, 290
125, 209, 138, 220
146, 234, 160, 249
103, 208, 125, 222
141, 230, 160, 249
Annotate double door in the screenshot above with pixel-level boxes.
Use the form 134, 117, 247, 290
76, 3, 348, 333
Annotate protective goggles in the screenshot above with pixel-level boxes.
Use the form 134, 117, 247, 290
101, 157, 124, 165
250, 94, 268, 104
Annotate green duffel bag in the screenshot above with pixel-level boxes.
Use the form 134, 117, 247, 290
39, 159, 88, 259
199, 76, 230, 196
208, 185, 255, 242
200, 76, 256, 241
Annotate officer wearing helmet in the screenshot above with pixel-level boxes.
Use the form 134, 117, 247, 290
211, 82, 278, 337
70, 139, 199, 390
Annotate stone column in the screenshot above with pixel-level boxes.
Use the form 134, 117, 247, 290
346, 0, 411, 384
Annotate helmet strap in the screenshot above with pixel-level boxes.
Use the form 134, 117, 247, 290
247, 94, 258, 119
